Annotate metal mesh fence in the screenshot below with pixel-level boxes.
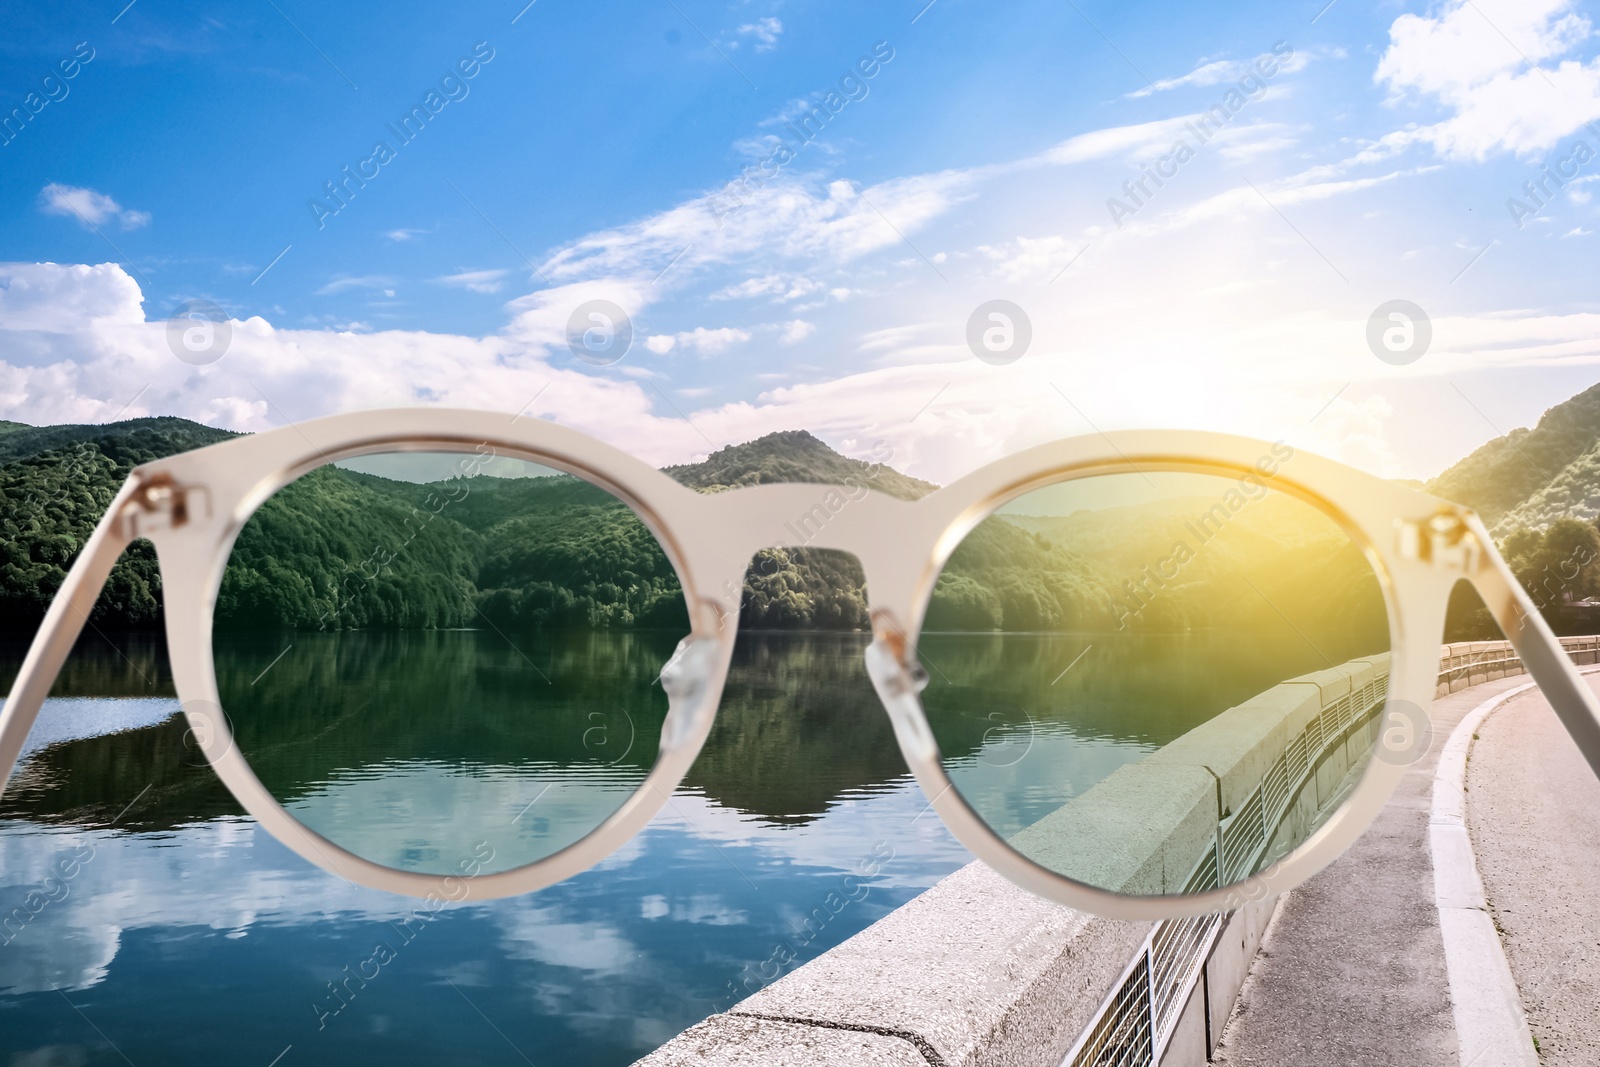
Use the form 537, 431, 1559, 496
1059, 637, 1597, 1067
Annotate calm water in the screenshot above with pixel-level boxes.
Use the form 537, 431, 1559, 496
0, 626, 1343, 1065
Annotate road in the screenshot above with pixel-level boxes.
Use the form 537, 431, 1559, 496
1465, 675, 1600, 1066
1211, 674, 1540, 1067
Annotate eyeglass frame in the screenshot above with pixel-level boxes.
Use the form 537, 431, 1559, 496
2, 406, 1596, 921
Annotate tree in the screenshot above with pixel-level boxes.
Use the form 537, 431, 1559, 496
1501, 520, 1600, 609
1540, 518, 1600, 603
924, 575, 1002, 631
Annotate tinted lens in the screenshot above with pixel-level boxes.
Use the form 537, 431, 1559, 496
921, 467, 1391, 896
213, 449, 689, 876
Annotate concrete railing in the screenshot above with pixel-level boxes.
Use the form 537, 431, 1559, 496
1059, 655, 1390, 1067
1436, 636, 1600, 694
636, 636, 1600, 1067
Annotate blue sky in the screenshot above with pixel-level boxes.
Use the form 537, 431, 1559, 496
3, 0, 1600, 482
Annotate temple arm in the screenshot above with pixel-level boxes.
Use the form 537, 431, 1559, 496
1467, 514, 1600, 782
0, 479, 137, 797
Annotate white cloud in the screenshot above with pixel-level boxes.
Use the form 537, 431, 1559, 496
537, 170, 979, 284
733, 17, 782, 52
856, 323, 933, 354
1130, 57, 1240, 97
1209, 121, 1300, 163
1126, 47, 1310, 99
673, 326, 751, 355
0, 261, 145, 333
385, 228, 427, 241
778, 319, 816, 345
851, 321, 965, 367
1308, 394, 1401, 477
1094, 164, 1414, 244
975, 234, 1083, 285
1034, 115, 1202, 166
1380, 0, 1588, 97
0, 262, 709, 465
314, 274, 399, 296
500, 276, 658, 353
711, 274, 825, 302
433, 269, 509, 294
533, 107, 1318, 299
37, 184, 150, 230
10, 41, 1600, 492
792, 285, 855, 312
1375, 0, 1600, 159
9, 261, 1600, 488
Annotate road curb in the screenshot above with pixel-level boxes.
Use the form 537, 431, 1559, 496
1430, 669, 1600, 1067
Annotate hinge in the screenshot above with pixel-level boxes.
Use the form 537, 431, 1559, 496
120, 473, 207, 538
1396, 511, 1480, 571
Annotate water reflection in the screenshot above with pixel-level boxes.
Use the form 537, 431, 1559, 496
0, 785, 967, 1065
0, 627, 1321, 1065
0, 632, 977, 1066
918, 629, 1374, 838
214, 629, 677, 875
0, 631, 172, 698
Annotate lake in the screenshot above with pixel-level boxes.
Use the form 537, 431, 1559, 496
0, 625, 1349, 1065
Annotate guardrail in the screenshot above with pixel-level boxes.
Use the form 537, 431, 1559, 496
1061, 660, 1388, 1067
632, 636, 1600, 1067
1061, 635, 1600, 1067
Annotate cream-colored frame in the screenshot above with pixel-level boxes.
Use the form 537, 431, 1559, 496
2, 408, 1597, 921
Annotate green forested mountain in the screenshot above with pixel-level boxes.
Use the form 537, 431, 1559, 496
4, 396, 1600, 641
1421, 382, 1600, 635
0, 419, 238, 629
0, 419, 938, 634
0, 417, 234, 467
665, 430, 935, 500
665, 431, 937, 626
1428, 381, 1600, 533
215, 465, 485, 631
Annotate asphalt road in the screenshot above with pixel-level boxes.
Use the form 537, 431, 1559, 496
1211, 675, 1541, 1067
1466, 676, 1600, 1066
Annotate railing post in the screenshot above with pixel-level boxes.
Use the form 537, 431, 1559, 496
1214, 825, 1226, 893
1145, 940, 1158, 1067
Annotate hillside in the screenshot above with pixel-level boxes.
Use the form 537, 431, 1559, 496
0, 419, 969, 633
0, 416, 234, 467
665, 430, 936, 500
1428, 382, 1600, 532
2, 401, 1578, 645
0, 419, 241, 629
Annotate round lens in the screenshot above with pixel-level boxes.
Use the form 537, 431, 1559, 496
213, 449, 689, 877
921, 467, 1391, 896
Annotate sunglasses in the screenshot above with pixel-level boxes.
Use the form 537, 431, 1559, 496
3, 407, 1597, 921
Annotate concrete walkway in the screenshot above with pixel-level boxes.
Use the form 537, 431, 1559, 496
1211, 675, 1539, 1067
1466, 676, 1600, 1066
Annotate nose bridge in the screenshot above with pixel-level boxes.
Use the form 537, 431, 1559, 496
691, 483, 934, 624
